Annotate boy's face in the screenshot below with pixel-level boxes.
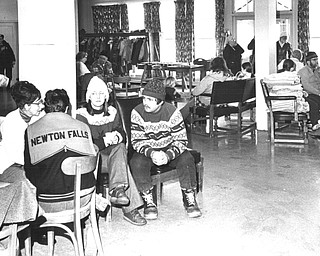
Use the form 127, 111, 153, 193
143, 95, 162, 113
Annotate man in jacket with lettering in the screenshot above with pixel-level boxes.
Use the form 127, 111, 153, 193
24, 89, 97, 202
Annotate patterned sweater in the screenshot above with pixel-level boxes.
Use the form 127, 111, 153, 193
131, 102, 188, 160
76, 105, 126, 151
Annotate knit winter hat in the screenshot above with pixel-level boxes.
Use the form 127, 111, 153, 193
306, 51, 318, 61
142, 79, 166, 101
85, 76, 109, 102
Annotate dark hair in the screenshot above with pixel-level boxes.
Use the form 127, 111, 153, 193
210, 57, 233, 76
44, 89, 70, 113
0, 34, 4, 39
76, 51, 88, 61
10, 81, 41, 109
241, 62, 253, 73
280, 59, 296, 72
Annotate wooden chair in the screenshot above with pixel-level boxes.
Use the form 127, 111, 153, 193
37, 150, 104, 256
140, 64, 166, 86
190, 78, 256, 137
0, 224, 32, 256
150, 150, 204, 206
260, 79, 309, 144
113, 76, 141, 98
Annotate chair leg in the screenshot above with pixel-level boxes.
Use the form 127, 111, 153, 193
24, 227, 32, 256
8, 224, 18, 256
89, 206, 104, 256
196, 158, 204, 193
47, 229, 55, 256
155, 179, 162, 206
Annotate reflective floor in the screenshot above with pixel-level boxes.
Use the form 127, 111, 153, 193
1, 88, 320, 256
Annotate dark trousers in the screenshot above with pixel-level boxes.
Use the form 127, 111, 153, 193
0, 66, 13, 88
130, 150, 197, 192
305, 94, 320, 126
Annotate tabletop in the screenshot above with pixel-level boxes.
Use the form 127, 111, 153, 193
0, 179, 39, 226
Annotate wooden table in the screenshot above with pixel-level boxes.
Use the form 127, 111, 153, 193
164, 64, 205, 92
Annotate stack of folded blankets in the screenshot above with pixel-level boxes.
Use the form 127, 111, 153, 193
263, 72, 309, 113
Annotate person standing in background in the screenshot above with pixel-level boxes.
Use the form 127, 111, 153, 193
223, 35, 244, 76
247, 37, 255, 74
276, 32, 292, 65
0, 34, 16, 89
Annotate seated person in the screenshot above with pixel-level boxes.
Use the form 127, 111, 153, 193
192, 56, 233, 106
76, 51, 90, 78
278, 58, 296, 73
236, 62, 254, 79
24, 89, 97, 198
0, 81, 44, 180
263, 61, 309, 113
76, 75, 146, 226
277, 49, 304, 73
0, 81, 44, 249
130, 79, 202, 220
164, 76, 181, 103
178, 57, 233, 120
298, 51, 320, 130
91, 52, 113, 78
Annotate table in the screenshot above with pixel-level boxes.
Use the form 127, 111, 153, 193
164, 64, 205, 92
0, 179, 39, 226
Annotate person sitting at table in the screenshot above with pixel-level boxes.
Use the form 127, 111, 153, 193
192, 56, 233, 106
76, 75, 147, 226
90, 52, 113, 79
164, 76, 181, 103
0, 81, 44, 181
0, 81, 44, 250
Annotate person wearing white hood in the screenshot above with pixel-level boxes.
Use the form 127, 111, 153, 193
76, 76, 146, 226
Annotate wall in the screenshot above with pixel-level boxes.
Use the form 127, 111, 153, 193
0, 0, 17, 21
0, 0, 18, 84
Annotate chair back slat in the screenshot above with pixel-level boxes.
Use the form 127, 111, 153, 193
61, 154, 98, 176
242, 78, 256, 102
260, 79, 271, 107
210, 79, 246, 105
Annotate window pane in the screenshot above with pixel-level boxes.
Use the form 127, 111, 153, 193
277, 0, 292, 11
234, 0, 253, 13
127, 3, 144, 31
236, 19, 254, 62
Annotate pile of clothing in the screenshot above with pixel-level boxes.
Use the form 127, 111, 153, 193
263, 71, 309, 113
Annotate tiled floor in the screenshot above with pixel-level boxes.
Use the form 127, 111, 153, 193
28, 132, 320, 256
2, 88, 320, 256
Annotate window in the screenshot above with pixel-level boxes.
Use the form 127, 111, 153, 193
309, 0, 320, 55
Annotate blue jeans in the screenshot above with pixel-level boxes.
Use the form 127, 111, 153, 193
129, 150, 197, 192
100, 143, 143, 213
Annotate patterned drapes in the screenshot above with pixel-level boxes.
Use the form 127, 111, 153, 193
92, 5, 129, 33
297, 0, 309, 54
215, 0, 225, 57
175, 0, 194, 63
143, 2, 161, 33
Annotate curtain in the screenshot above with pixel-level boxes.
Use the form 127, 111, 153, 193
144, 2, 161, 33
92, 5, 129, 33
215, 0, 225, 57
175, 0, 194, 63
144, 2, 161, 61
297, 0, 309, 54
